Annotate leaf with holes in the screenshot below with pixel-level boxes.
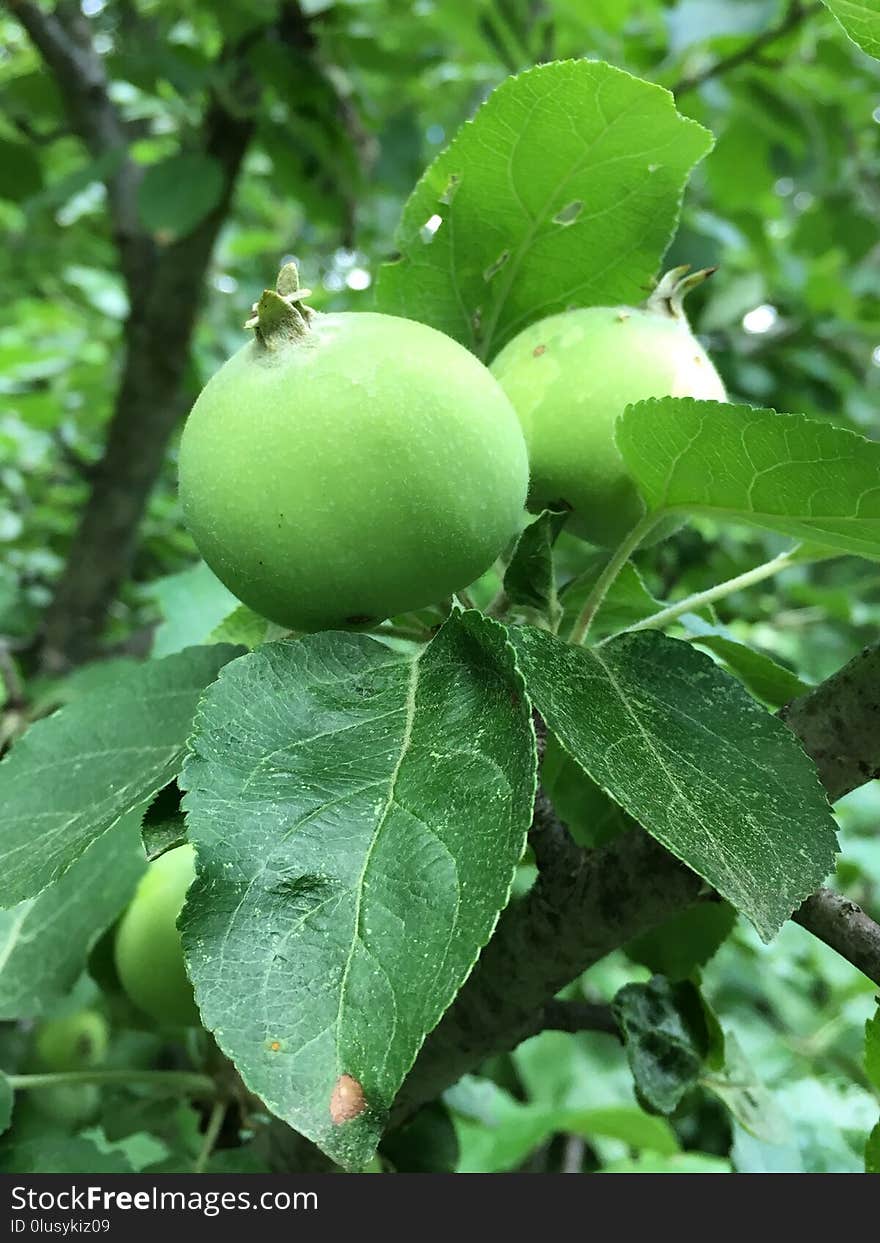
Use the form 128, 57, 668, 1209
180, 611, 535, 1168
509, 626, 838, 939
617, 398, 880, 558
0, 645, 241, 907
376, 60, 712, 359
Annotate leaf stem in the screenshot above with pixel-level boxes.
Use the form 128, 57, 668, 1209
567, 514, 662, 645
7, 1070, 218, 1098
193, 1099, 227, 1174
615, 544, 802, 638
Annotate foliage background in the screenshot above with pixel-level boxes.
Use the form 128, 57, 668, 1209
1, 0, 879, 1173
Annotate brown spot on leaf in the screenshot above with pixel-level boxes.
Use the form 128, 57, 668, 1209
269, 1040, 281, 1052
330, 1073, 366, 1125
533, 344, 547, 357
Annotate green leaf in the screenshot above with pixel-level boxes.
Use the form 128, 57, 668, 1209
503, 510, 568, 629
376, 60, 712, 359
681, 622, 810, 709
866, 1007, 880, 1090
509, 626, 838, 939
136, 153, 224, 239
626, 902, 737, 981
617, 398, 880, 559
867, 1121, 880, 1173
207, 604, 287, 649
822, 0, 880, 58
141, 784, 187, 862
451, 1076, 678, 1172
0, 1073, 11, 1137
704, 1032, 789, 1144
0, 137, 42, 201
0, 1135, 134, 1174
542, 737, 633, 847
380, 1101, 459, 1172
560, 555, 663, 641
180, 611, 535, 1169
613, 977, 710, 1115
0, 809, 145, 1019
149, 562, 239, 658
603, 1151, 730, 1173
0, 645, 240, 907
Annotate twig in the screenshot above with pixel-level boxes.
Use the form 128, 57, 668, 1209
9, 1069, 218, 1097
194, 1099, 227, 1174
671, 1, 822, 97
540, 999, 619, 1038
793, 888, 880, 986
568, 514, 661, 645
611, 544, 802, 640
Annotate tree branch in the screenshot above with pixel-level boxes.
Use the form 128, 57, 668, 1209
779, 644, 880, 801
9, 0, 152, 289
793, 888, 880, 984
539, 999, 619, 1038
671, 1, 823, 97
398, 639, 880, 1118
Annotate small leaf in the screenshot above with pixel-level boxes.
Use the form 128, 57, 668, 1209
704, 1033, 789, 1144
503, 510, 568, 629
613, 977, 710, 1115
560, 555, 664, 641
682, 623, 810, 709
822, 0, 880, 57
141, 784, 187, 862
376, 60, 712, 358
180, 611, 535, 1168
509, 626, 838, 939
617, 398, 880, 559
0, 808, 145, 1019
0, 645, 240, 906
626, 902, 736, 981
149, 562, 239, 658
208, 604, 287, 648
136, 153, 224, 238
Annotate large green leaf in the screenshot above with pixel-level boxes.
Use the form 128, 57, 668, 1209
0, 809, 145, 1019
617, 399, 880, 558
509, 626, 838, 939
0, 645, 240, 907
376, 60, 712, 359
180, 612, 535, 1168
822, 0, 880, 57
0, 1073, 11, 1137
866, 1008, 880, 1090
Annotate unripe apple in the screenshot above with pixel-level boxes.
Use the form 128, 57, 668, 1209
178, 264, 529, 630
114, 844, 200, 1028
490, 267, 726, 548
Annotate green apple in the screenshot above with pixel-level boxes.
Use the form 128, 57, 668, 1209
491, 267, 726, 548
178, 264, 529, 631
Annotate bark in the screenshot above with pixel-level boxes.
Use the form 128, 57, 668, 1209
12, 3, 335, 668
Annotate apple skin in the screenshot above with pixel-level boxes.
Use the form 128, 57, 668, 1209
32, 1009, 109, 1072
114, 844, 200, 1028
490, 303, 726, 548
178, 311, 529, 631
